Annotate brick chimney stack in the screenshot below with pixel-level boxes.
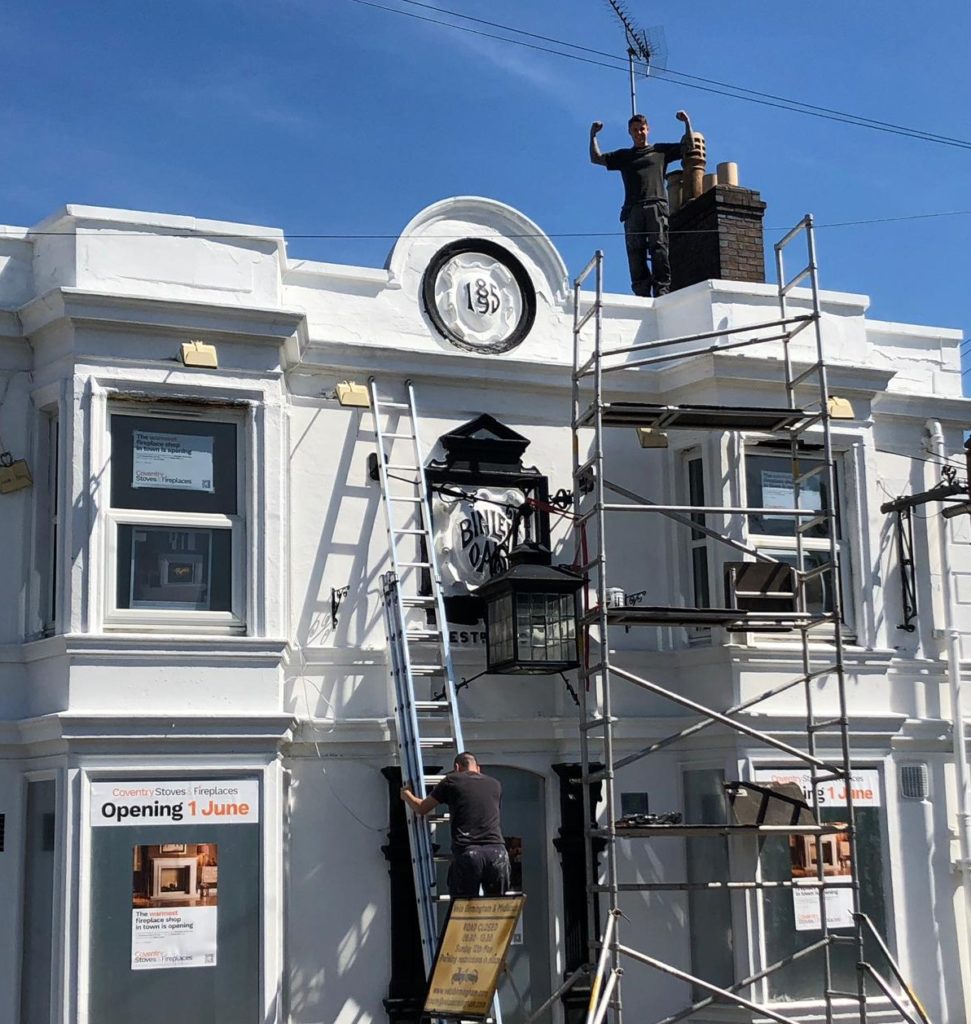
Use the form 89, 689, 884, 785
668, 179, 767, 290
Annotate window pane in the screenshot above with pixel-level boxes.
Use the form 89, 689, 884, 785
687, 457, 706, 540
762, 804, 888, 1000
116, 526, 232, 611
745, 454, 836, 539
110, 415, 238, 514
684, 770, 733, 993
691, 547, 711, 609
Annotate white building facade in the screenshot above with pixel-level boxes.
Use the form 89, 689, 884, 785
0, 196, 969, 1024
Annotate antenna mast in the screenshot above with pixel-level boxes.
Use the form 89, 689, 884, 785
604, 0, 657, 117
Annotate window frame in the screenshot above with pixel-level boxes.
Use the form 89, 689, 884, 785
746, 760, 893, 1006
103, 403, 247, 634
740, 444, 855, 637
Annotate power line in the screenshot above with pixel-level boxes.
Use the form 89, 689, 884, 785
348, 0, 971, 151
22, 207, 971, 242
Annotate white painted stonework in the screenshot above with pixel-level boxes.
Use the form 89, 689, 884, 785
0, 198, 969, 1023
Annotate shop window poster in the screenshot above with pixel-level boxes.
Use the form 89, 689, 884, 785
130, 843, 219, 970
132, 430, 215, 493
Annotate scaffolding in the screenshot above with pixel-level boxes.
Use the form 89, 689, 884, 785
568, 216, 928, 1024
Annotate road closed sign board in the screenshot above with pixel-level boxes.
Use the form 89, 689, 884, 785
424, 895, 525, 1020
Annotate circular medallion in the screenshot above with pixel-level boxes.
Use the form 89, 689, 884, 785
422, 239, 536, 353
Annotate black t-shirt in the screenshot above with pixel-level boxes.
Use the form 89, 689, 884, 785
604, 143, 683, 206
430, 770, 504, 851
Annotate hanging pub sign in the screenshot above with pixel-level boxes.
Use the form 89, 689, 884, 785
432, 485, 526, 595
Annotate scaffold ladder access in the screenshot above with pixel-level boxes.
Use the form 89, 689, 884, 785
567, 216, 929, 1024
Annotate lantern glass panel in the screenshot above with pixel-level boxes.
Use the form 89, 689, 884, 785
487, 593, 515, 666
514, 592, 577, 663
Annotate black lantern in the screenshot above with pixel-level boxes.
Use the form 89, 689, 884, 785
476, 543, 584, 675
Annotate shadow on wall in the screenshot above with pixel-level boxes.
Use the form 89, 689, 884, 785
294, 405, 384, 649
285, 760, 390, 1024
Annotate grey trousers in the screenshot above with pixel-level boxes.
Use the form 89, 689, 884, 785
623, 201, 671, 298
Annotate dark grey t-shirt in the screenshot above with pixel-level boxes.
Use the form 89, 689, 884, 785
430, 771, 504, 851
604, 143, 683, 207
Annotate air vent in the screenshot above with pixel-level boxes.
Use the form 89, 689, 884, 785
899, 763, 929, 801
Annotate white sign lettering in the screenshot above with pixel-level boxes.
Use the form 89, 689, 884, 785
133, 431, 214, 493
132, 905, 218, 970
433, 486, 525, 594
91, 780, 260, 826
753, 768, 881, 807
792, 882, 855, 931
761, 468, 821, 512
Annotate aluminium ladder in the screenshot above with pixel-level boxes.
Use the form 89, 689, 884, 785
369, 379, 506, 1024
369, 377, 466, 974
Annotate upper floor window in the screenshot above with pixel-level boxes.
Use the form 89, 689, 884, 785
106, 408, 245, 632
686, 453, 711, 609
743, 448, 846, 621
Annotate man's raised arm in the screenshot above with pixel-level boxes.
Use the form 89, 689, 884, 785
589, 121, 606, 165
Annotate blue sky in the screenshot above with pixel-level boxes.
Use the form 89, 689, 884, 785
4, 0, 970, 349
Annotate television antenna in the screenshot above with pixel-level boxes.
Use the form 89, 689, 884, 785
603, 0, 667, 116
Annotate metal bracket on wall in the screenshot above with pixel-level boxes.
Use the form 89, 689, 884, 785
331, 586, 350, 628
894, 508, 918, 632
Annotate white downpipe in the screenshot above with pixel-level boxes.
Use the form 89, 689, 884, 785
926, 419, 971, 1019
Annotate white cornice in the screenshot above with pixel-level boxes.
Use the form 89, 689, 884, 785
872, 392, 971, 422
19, 633, 290, 664
4, 712, 296, 755
18, 287, 307, 346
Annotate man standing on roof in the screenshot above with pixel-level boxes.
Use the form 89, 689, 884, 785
401, 752, 510, 898
590, 110, 691, 298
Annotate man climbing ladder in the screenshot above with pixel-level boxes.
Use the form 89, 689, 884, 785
401, 751, 510, 899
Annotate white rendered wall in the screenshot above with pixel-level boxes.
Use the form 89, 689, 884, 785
0, 198, 968, 1022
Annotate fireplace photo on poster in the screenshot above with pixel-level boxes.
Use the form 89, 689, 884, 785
131, 843, 219, 908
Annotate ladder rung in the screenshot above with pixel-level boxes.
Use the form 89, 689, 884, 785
790, 411, 824, 434
789, 361, 823, 388
382, 431, 415, 439
799, 560, 834, 581
392, 528, 427, 536
575, 303, 597, 333
389, 496, 423, 503
797, 514, 829, 534
407, 629, 440, 641
780, 265, 812, 295
414, 700, 450, 712
420, 737, 455, 748
377, 400, 411, 410
809, 716, 844, 731
580, 716, 615, 731
411, 664, 444, 675
424, 775, 446, 786
794, 462, 828, 486
400, 596, 435, 607
399, 561, 432, 568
